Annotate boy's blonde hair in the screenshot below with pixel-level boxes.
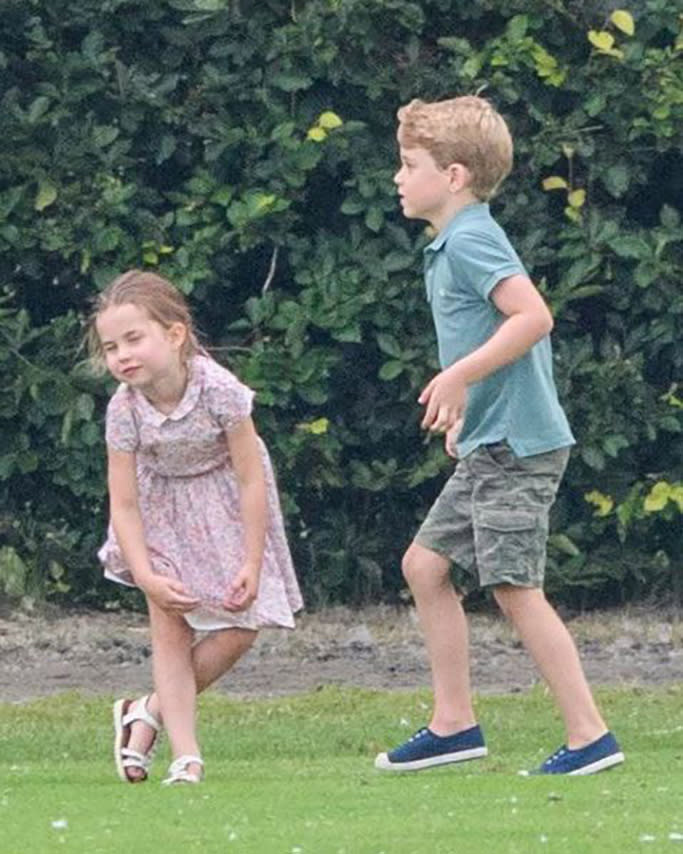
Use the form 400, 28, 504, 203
87, 269, 201, 373
397, 95, 513, 200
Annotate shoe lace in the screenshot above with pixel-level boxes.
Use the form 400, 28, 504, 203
408, 728, 429, 743
546, 747, 567, 766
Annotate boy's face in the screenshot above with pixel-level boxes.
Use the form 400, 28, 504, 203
394, 145, 454, 228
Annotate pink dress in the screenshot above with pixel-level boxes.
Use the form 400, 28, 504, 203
98, 355, 303, 630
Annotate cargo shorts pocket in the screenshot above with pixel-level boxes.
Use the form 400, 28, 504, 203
473, 507, 548, 588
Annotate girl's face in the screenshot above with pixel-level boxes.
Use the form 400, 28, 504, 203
96, 303, 186, 388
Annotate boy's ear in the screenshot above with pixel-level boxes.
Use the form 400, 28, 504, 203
447, 162, 472, 193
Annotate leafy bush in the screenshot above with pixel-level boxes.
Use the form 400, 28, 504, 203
1, 0, 681, 608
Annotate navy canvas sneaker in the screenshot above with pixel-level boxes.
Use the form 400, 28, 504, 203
375, 724, 487, 772
529, 731, 624, 776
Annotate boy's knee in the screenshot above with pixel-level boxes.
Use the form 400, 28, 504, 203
492, 584, 543, 620
401, 544, 449, 591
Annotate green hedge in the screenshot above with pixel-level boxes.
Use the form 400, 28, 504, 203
0, 0, 681, 608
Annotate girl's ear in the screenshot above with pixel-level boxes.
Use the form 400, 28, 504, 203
168, 321, 188, 351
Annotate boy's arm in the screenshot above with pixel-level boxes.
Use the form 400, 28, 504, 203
223, 416, 267, 612
419, 274, 553, 432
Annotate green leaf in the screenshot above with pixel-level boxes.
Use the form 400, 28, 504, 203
93, 125, 119, 148
634, 262, 657, 288
604, 164, 630, 198
376, 333, 402, 358
27, 96, 50, 124
660, 205, 680, 229
608, 235, 651, 260
35, 181, 57, 212
156, 133, 176, 164
379, 360, 404, 380
365, 206, 384, 233
270, 72, 312, 92
549, 533, 581, 556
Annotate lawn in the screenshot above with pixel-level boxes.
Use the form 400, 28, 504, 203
2, 685, 682, 853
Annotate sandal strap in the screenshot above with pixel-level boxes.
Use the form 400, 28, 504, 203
122, 695, 162, 732
120, 747, 151, 770
162, 754, 204, 785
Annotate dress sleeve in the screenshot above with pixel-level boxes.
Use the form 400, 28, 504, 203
204, 361, 255, 432
104, 388, 140, 452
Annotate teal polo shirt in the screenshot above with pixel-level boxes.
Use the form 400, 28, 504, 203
424, 202, 575, 458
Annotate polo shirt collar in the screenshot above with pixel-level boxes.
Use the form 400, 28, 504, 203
424, 202, 489, 254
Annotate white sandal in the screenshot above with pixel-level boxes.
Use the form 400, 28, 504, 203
113, 695, 162, 783
162, 754, 204, 785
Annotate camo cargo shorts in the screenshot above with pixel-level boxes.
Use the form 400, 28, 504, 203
415, 442, 571, 591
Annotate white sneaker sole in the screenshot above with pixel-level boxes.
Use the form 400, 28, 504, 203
374, 745, 488, 772
567, 751, 625, 776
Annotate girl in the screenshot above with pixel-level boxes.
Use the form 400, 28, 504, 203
89, 269, 303, 785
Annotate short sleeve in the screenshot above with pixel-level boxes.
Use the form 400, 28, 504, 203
105, 388, 140, 452
203, 360, 255, 432
446, 228, 525, 301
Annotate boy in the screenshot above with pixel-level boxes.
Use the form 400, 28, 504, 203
375, 96, 623, 775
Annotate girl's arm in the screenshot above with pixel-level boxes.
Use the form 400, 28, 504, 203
107, 447, 199, 612
223, 416, 267, 612
419, 274, 553, 432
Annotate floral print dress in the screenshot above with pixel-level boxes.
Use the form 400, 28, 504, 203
98, 355, 303, 630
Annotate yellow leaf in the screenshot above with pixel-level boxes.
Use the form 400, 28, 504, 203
297, 417, 329, 435
542, 176, 568, 191
35, 180, 57, 211
306, 127, 327, 142
670, 486, 683, 513
564, 206, 582, 223
318, 111, 343, 129
610, 10, 635, 36
644, 481, 671, 513
584, 490, 614, 517
588, 30, 615, 51
568, 188, 586, 208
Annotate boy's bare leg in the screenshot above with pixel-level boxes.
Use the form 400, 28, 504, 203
403, 542, 476, 734
493, 584, 606, 748
124, 620, 257, 779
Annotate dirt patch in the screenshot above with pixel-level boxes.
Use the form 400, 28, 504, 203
1, 602, 682, 703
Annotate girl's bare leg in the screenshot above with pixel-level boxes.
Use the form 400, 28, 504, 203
124, 611, 256, 780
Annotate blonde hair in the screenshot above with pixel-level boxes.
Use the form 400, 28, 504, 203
397, 95, 513, 200
86, 269, 201, 373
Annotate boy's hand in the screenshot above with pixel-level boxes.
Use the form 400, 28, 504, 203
223, 564, 261, 612
419, 365, 467, 433
139, 575, 200, 614
445, 421, 462, 459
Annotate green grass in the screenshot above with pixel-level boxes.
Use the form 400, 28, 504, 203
2, 685, 682, 853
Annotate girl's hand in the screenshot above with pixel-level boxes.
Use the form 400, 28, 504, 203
139, 575, 200, 614
223, 564, 260, 612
